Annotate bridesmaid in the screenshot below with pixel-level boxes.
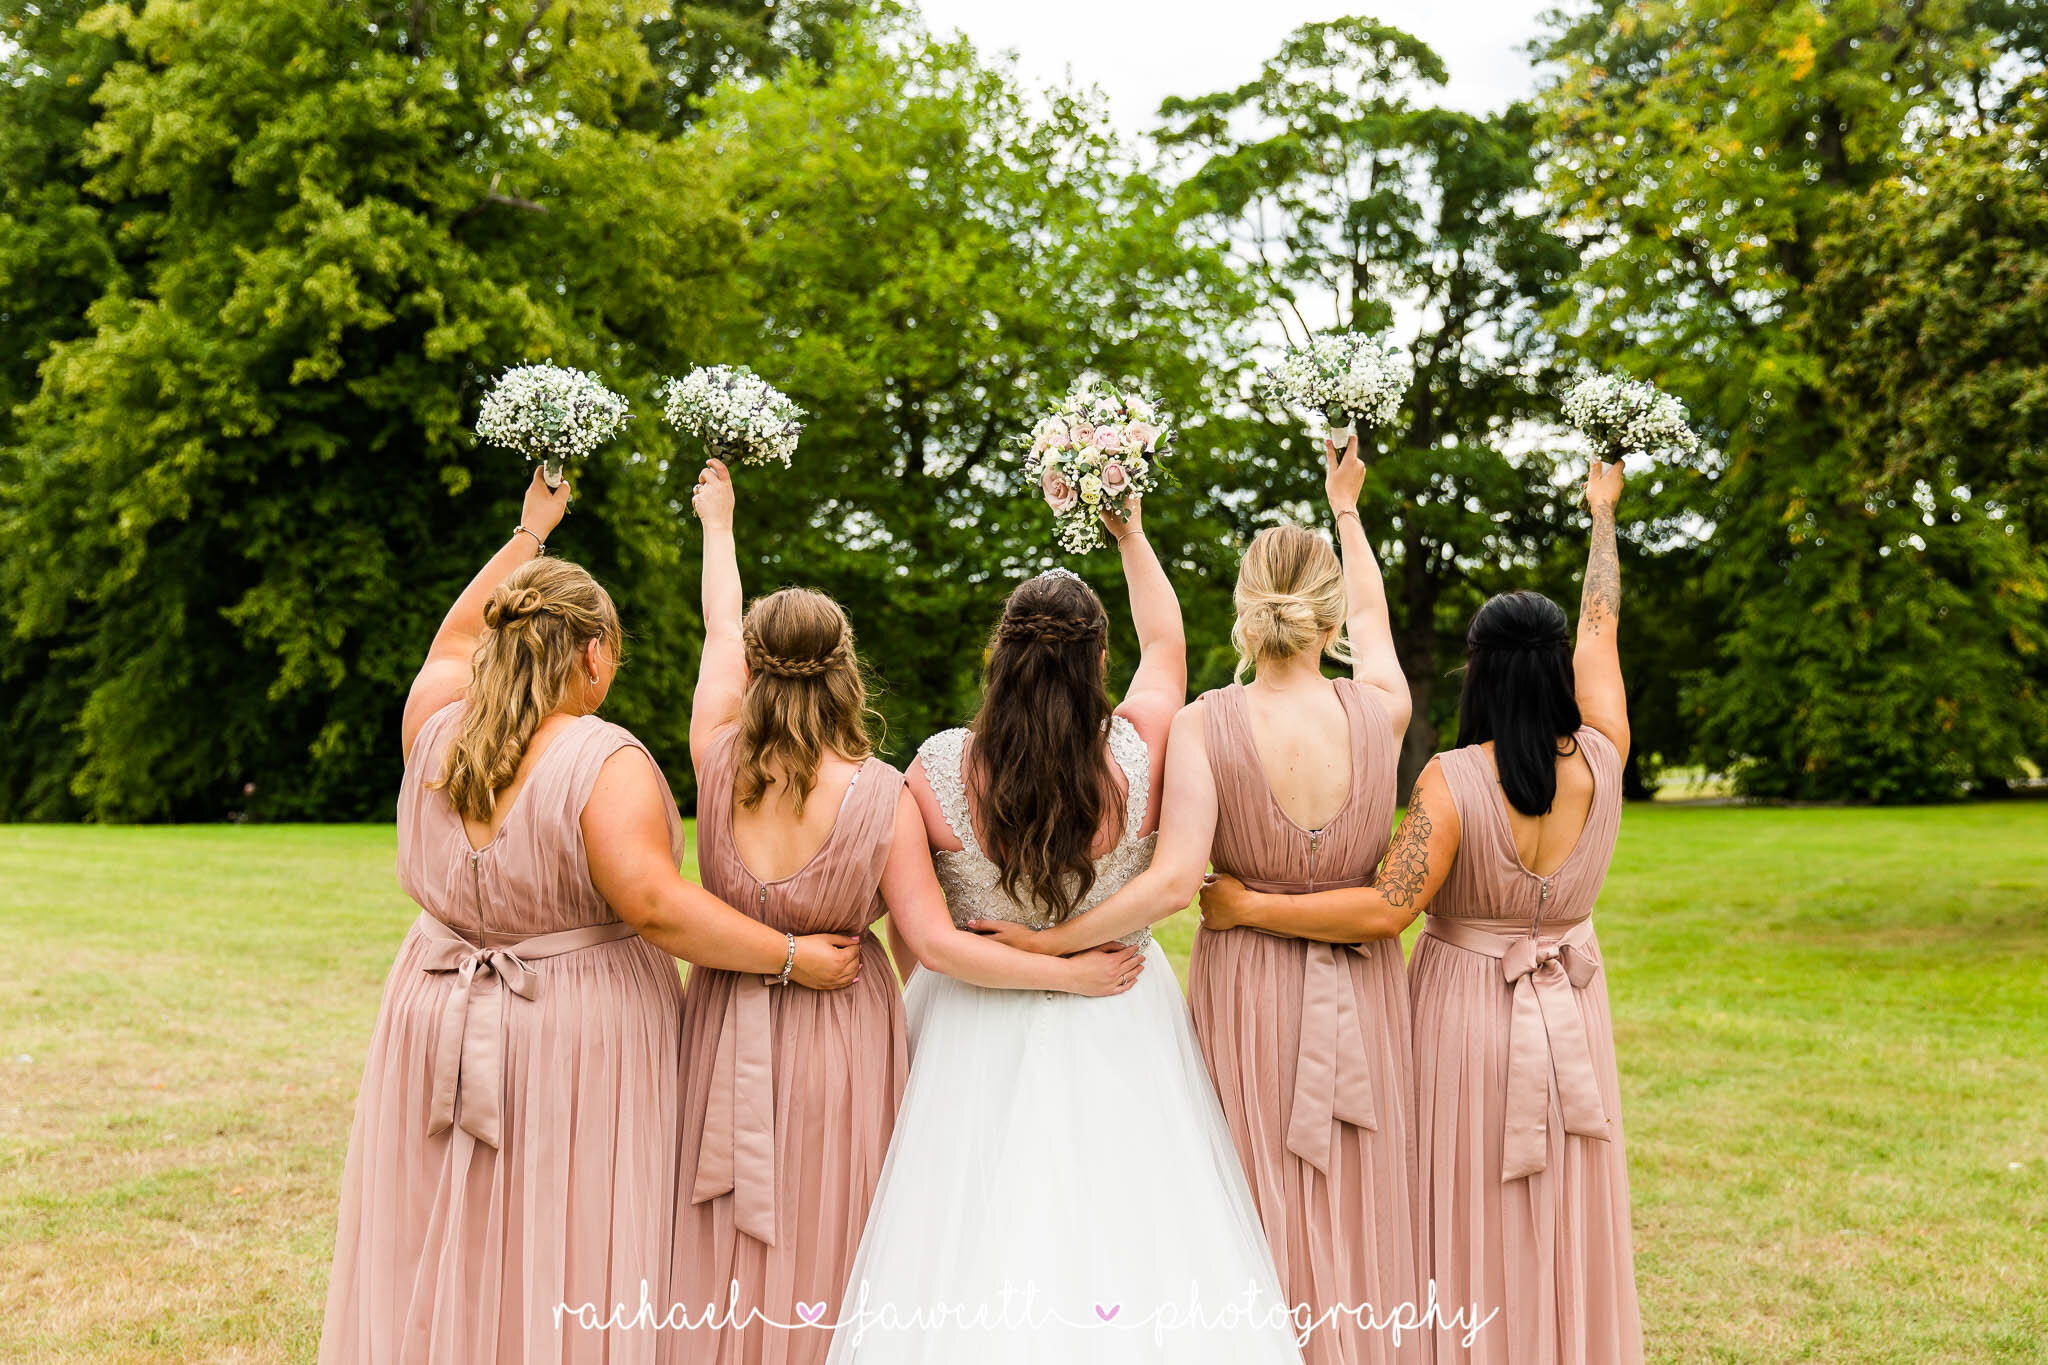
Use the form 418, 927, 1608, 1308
321, 471, 859, 1365
981, 436, 1421, 1364
1201, 458, 1642, 1364
670, 460, 1145, 1364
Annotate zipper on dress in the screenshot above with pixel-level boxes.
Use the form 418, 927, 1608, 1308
469, 848, 485, 942
1306, 827, 1322, 892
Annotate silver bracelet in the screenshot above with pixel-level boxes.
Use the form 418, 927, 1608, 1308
769, 931, 796, 986
513, 524, 545, 551
1334, 509, 1362, 531
1114, 527, 1144, 544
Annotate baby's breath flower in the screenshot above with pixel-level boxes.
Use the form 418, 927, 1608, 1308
1561, 373, 1700, 460
475, 363, 632, 482
661, 365, 805, 469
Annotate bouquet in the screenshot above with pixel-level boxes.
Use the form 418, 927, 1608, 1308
1561, 372, 1700, 461
475, 362, 632, 488
1022, 380, 1174, 554
662, 365, 805, 469
1260, 333, 1410, 444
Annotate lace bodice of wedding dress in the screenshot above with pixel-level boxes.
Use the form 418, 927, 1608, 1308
916, 717, 1155, 950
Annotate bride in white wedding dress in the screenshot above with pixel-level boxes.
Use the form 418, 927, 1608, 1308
827, 499, 1303, 1364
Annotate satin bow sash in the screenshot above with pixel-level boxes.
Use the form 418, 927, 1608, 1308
415, 911, 638, 1150
1235, 875, 1381, 1173
691, 971, 779, 1245
1422, 915, 1610, 1182
1286, 939, 1382, 1171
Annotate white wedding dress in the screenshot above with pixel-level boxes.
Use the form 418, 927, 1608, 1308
825, 719, 1304, 1363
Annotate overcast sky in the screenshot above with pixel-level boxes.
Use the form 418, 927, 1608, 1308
913, 0, 1558, 133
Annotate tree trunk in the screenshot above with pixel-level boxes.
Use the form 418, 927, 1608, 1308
1396, 541, 1442, 798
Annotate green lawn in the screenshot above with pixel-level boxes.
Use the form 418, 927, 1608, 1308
2, 806, 2045, 1362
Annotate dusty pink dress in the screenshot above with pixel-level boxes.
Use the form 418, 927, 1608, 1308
1409, 727, 1641, 1364
1187, 680, 1420, 1365
667, 728, 909, 1365
321, 703, 689, 1365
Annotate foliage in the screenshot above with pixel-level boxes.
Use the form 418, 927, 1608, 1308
0, 0, 742, 819
677, 24, 1258, 764
1534, 0, 2042, 799
1158, 21, 1579, 789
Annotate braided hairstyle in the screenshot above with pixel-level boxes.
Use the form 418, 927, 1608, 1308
734, 587, 878, 814
436, 557, 622, 823
1455, 590, 1582, 816
968, 572, 1122, 922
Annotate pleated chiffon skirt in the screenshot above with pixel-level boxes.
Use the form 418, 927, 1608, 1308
321, 922, 686, 1364
1189, 925, 1423, 1365
1409, 927, 1641, 1365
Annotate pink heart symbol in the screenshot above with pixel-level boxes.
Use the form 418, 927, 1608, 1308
795, 1301, 826, 1325
1094, 1303, 1121, 1322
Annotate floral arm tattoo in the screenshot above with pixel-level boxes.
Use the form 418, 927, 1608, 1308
1581, 503, 1620, 639
1379, 780, 1433, 909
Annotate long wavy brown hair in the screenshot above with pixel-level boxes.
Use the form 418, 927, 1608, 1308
437, 557, 622, 823
735, 588, 879, 814
968, 572, 1122, 922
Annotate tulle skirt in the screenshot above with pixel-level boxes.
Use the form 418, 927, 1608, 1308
823, 942, 1304, 1364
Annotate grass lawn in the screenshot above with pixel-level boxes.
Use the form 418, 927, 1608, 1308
2, 805, 2046, 1362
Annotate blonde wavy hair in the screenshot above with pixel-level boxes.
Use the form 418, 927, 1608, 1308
735, 588, 880, 814
1231, 524, 1353, 682
435, 557, 623, 823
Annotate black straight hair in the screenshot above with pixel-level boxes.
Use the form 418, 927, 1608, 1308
1454, 591, 1583, 817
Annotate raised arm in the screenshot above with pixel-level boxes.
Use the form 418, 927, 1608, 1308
401, 470, 569, 761
1101, 494, 1186, 757
882, 790, 1146, 995
1199, 759, 1461, 943
583, 747, 862, 988
1325, 435, 1412, 736
689, 458, 748, 770
969, 702, 1217, 956
1574, 459, 1630, 762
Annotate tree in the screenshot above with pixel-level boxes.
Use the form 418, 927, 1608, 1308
0, 0, 744, 819
1534, 0, 2039, 799
1802, 76, 2048, 788
677, 21, 1258, 763
1156, 19, 1579, 791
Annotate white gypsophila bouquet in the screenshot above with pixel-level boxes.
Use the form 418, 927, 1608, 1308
1561, 372, 1701, 461
661, 365, 805, 469
1022, 380, 1175, 554
1260, 333, 1410, 443
475, 362, 632, 487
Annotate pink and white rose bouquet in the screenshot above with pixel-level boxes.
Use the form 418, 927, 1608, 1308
1021, 380, 1175, 553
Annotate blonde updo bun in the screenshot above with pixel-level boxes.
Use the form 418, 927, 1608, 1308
1231, 524, 1352, 682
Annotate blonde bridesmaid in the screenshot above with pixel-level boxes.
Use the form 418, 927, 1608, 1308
669, 461, 1146, 1364
981, 437, 1420, 1363
321, 472, 859, 1365
1202, 458, 1642, 1364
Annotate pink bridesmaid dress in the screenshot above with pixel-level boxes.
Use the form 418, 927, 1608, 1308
321, 702, 690, 1365
667, 728, 909, 1365
1187, 679, 1422, 1365
1409, 726, 1642, 1364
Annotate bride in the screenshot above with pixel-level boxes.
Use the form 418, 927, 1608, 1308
828, 496, 1303, 1363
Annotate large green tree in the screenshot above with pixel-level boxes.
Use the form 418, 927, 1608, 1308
673, 22, 1258, 759
0, 0, 743, 819
1535, 0, 2042, 800
1156, 18, 1579, 791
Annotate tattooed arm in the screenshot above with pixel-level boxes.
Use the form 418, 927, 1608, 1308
1575, 459, 1631, 762
1197, 761, 1463, 944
